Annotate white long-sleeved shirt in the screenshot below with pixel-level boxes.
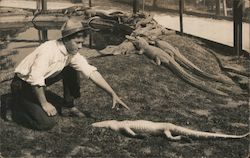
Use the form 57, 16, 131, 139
15, 40, 97, 86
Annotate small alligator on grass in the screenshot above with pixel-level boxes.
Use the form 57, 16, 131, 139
92, 120, 249, 140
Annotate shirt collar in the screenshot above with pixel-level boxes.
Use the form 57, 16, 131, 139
57, 40, 68, 56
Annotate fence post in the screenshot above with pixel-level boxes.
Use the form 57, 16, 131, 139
233, 0, 243, 56
133, 0, 140, 14
42, 0, 47, 11
153, 0, 157, 9
216, 0, 221, 16
89, 0, 92, 7
36, 0, 41, 10
142, 0, 145, 12
222, 0, 227, 16
42, 30, 48, 42
88, 0, 93, 48
179, 0, 184, 34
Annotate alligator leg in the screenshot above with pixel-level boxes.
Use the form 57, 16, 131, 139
124, 127, 136, 136
164, 130, 181, 140
155, 56, 161, 65
120, 127, 146, 139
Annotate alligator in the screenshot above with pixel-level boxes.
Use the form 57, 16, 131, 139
92, 120, 249, 140
155, 40, 235, 85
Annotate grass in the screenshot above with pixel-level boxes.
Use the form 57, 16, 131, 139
0, 0, 249, 155
0, 33, 249, 157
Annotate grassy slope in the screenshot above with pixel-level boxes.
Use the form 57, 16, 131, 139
0, 34, 249, 158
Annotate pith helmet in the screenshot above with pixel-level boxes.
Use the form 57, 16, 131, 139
61, 17, 88, 38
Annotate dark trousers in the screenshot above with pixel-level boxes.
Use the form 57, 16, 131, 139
10, 66, 80, 130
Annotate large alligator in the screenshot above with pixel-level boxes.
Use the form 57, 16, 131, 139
92, 120, 249, 140
155, 40, 234, 85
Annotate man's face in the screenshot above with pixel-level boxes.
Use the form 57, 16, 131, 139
64, 32, 86, 55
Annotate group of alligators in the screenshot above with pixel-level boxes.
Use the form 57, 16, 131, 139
1, 6, 249, 141
85, 8, 249, 141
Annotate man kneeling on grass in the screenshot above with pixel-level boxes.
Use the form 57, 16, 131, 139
10, 17, 129, 130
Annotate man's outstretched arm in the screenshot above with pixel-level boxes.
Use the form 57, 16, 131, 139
89, 71, 130, 110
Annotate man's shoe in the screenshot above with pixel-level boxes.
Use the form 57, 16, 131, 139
62, 107, 85, 118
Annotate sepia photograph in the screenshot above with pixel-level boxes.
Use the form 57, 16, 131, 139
0, 0, 249, 157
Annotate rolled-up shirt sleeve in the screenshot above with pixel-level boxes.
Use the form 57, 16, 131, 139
26, 47, 50, 86
69, 53, 97, 78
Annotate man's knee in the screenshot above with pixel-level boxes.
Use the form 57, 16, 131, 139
13, 113, 56, 131
11, 104, 57, 131
31, 111, 57, 131
35, 118, 56, 131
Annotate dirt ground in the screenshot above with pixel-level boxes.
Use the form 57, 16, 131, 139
0, 32, 249, 157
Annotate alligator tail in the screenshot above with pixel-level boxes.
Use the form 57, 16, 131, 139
0, 71, 15, 83
172, 125, 249, 139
